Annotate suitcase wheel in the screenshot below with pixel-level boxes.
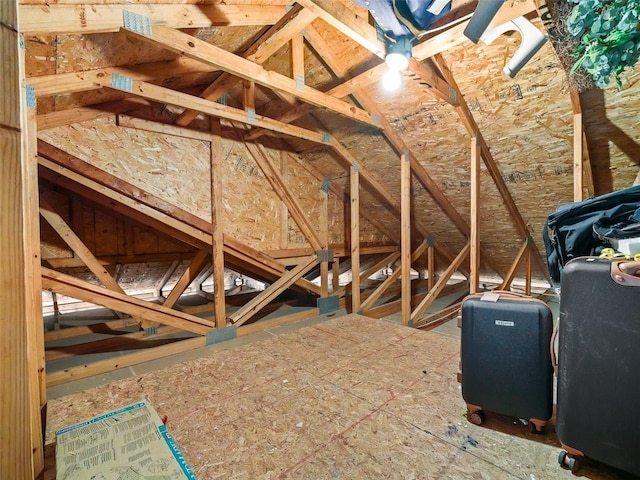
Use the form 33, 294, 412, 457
558, 450, 580, 473
468, 409, 486, 426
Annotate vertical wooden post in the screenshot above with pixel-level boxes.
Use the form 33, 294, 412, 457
291, 31, 305, 86
332, 258, 340, 293
280, 152, 288, 249
350, 163, 360, 312
210, 118, 226, 328
570, 89, 584, 202
427, 240, 435, 292
573, 112, 584, 202
470, 135, 481, 293
400, 150, 411, 325
1, 1, 44, 476
320, 187, 329, 297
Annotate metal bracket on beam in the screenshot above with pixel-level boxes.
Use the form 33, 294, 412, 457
449, 86, 458, 103
317, 295, 339, 315
295, 74, 305, 91
123, 10, 152, 35
25, 85, 36, 108
425, 235, 434, 247
111, 73, 133, 92
322, 132, 331, 145
145, 326, 159, 336
247, 108, 256, 124
371, 114, 381, 126
320, 177, 331, 194
206, 325, 238, 345
316, 249, 334, 263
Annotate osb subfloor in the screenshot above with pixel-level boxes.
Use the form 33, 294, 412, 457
44, 314, 634, 479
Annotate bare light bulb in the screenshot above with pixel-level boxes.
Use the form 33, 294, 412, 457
385, 52, 410, 71
382, 69, 402, 92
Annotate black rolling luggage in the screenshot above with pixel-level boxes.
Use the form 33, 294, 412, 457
460, 291, 554, 432
556, 257, 640, 475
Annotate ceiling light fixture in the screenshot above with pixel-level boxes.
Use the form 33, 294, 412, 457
382, 34, 412, 91
384, 34, 413, 71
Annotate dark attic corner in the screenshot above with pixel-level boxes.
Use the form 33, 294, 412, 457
2, 0, 640, 479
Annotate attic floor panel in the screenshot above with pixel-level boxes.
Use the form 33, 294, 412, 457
44, 314, 630, 479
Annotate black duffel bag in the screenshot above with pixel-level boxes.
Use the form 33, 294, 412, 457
542, 185, 640, 285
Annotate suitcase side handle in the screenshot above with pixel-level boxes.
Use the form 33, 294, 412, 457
550, 322, 559, 377
610, 261, 640, 287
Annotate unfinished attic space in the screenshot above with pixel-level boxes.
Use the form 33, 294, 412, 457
3, 0, 640, 478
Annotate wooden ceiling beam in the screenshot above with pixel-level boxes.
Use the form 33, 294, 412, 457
37, 98, 153, 130
27, 58, 216, 98
105, 78, 328, 144
104, 76, 327, 143
19, 4, 287, 34
296, 0, 385, 58
175, 5, 318, 127
120, 25, 380, 129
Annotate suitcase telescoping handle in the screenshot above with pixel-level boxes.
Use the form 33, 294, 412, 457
610, 260, 640, 286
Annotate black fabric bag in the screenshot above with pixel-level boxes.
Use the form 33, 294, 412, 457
542, 185, 640, 285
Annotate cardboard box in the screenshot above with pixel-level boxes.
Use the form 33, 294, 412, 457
55, 399, 196, 480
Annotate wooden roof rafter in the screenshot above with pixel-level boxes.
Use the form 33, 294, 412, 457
175, 3, 319, 127
118, 24, 381, 129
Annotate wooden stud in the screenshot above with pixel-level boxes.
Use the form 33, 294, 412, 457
1, 1, 44, 474
525, 247, 532, 296
210, 118, 227, 328
332, 258, 340, 292
427, 242, 435, 291
401, 150, 412, 325
350, 163, 360, 312
280, 152, 289, 249
470, 135, 481, 294
320, 188, 329, 297
411, 243, 470, 322
499, 238, 531, 291
229, 255, 318, 326
571, 88, 585, 201
162, 249, 210, 309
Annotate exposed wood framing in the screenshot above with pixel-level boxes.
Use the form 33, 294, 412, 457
37, 143, 321, 294
359, 240, 429, 313
120, 25, 380, 129
413, 301, 463, 330
410, 243, 470, 323
176, 5, 317, 127
365, 280, 469, 319
350, 163, 361, 312
20, 4, 287, 34
333, 250, 400, 298
571, 89, 584, 202
499, 237, 531, 291
401, 150, 412, 325
211, 119, 227, 328
241, 137, 323, 250
228, 254, 318, 326
44, 318, 139, 343
1, 0, 44, 474
470, 135, 481, 294
42, 267, 214, 335
433, 54, 549, 281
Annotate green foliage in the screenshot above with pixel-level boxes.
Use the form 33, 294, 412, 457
566, 0, 640, 88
